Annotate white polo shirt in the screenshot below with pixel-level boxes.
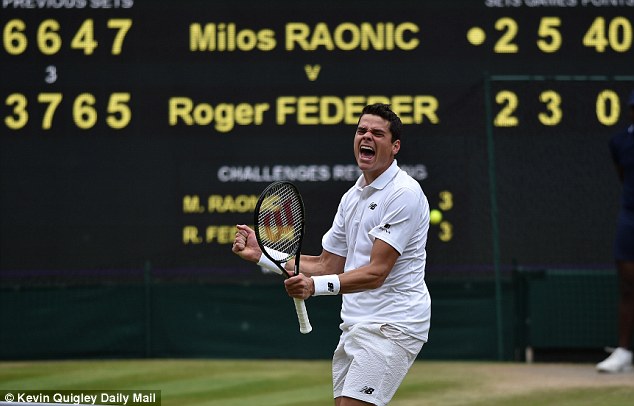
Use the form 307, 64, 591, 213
322, 160, 431, 341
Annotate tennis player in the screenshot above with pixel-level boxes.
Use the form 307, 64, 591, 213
233, 103, 431, 405
597, 90, 634, 373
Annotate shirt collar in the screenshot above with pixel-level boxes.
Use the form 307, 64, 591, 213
354, 160, 399, 191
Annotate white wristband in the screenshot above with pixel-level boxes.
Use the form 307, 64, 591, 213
257, 253, 286, 275
312, 275, 340, 296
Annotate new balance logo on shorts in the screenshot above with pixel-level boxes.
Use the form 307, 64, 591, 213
360, 386, 375, 395
327, 282, 334, 292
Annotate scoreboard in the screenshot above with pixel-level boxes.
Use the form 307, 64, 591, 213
1, 0, 633, 282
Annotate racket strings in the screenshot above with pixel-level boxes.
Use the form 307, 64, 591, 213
256, 185, 304, 262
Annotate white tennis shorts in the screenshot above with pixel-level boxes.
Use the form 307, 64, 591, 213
332, 323, 424, 406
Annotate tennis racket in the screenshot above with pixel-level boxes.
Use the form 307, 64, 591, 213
254, 181, 312, 334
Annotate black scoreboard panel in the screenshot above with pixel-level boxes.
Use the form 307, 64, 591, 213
1, 0, 632, 281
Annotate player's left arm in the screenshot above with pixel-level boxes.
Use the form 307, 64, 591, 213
337, 239, 399, 293
285, 186, 425, 299
284, 239, 398, 299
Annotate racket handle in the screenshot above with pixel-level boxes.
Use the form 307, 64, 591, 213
293, 298, 312, 334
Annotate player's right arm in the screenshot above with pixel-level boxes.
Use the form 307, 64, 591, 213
232, 224, 261, 263
232, 224, 345, 276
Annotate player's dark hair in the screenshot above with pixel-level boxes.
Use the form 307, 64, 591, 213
359, 103, 402, 142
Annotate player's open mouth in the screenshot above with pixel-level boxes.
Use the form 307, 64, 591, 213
359, 145, 375, 159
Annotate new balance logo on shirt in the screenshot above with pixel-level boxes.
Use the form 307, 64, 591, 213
360, 386, 375, 395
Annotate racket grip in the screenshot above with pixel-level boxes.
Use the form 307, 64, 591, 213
293, 298, 312, 334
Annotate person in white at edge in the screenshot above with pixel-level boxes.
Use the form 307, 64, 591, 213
232, 103, 431, 406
